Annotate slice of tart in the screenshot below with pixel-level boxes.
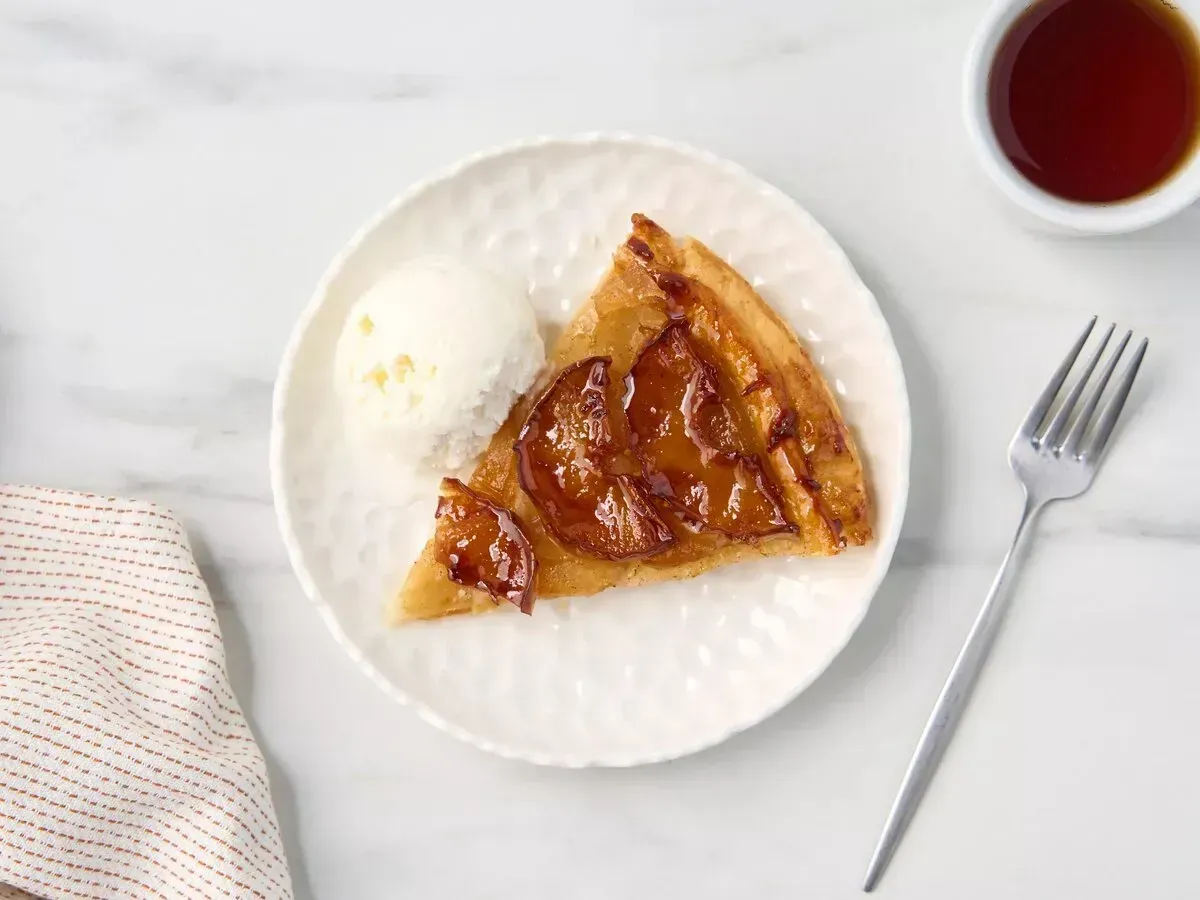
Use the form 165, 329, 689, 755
389, 215, 871, 623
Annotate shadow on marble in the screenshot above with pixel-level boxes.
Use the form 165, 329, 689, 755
193, 535, 316, 900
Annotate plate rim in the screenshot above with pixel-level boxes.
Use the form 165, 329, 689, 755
269, 132, 913, 767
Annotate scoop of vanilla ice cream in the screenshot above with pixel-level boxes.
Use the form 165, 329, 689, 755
334, 257, 545, 470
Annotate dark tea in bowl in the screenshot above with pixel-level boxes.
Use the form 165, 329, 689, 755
964, 0, 1200, 233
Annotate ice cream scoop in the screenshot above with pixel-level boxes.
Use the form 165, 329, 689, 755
334, 257, 544, 470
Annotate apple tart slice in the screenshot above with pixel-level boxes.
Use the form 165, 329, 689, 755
389, 215, 871, 623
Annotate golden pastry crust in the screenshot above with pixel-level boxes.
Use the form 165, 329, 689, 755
388, 216, 872, 624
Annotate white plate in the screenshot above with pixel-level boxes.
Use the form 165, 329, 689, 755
271, 134, 911, 766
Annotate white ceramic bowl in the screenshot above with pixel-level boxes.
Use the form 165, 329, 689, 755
271, 134, 911, 766
963, 0, 1200, 234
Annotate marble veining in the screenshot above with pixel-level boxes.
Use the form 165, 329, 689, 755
7, 13, 435, 108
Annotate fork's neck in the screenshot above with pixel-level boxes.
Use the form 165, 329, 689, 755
1007, 491, 1043, 556
963, 490, 1042, 666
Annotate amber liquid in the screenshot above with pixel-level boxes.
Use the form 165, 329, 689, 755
989, 0, 1200, 203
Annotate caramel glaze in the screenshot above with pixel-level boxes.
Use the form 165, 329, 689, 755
434, 478, 537, 614
622, 218, 852, 547
430, 215, 859, 606
623, 320, 793, 539
514, 357, 675, 560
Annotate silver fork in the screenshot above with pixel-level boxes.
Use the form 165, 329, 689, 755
862, 317, 1148, 892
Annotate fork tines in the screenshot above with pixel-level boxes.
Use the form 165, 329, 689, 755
1020, 316, 1148, 461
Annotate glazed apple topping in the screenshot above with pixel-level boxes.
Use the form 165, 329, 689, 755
433, 478, 537, 614
623, 321, 794, 538
514, 357, 675, 559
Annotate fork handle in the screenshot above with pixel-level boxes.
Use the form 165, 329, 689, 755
863, 492, 1043, 892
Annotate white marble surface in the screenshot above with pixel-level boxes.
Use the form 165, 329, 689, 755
2, 1, 1198, 897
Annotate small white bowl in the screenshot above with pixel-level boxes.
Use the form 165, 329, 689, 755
963, 0, 1200, 234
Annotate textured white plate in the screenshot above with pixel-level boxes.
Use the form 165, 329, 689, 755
271, 134, 911, 766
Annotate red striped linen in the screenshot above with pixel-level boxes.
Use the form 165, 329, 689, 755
0, 487, 292, 899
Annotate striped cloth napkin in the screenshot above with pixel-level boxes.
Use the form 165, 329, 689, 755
0, 486, 293, 899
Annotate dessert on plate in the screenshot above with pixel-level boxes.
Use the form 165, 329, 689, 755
389, 215, 872, 623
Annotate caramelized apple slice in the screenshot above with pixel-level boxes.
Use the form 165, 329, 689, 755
623, 321, 793, 538
515, 357, 675, 559
434, 478, 537, 614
